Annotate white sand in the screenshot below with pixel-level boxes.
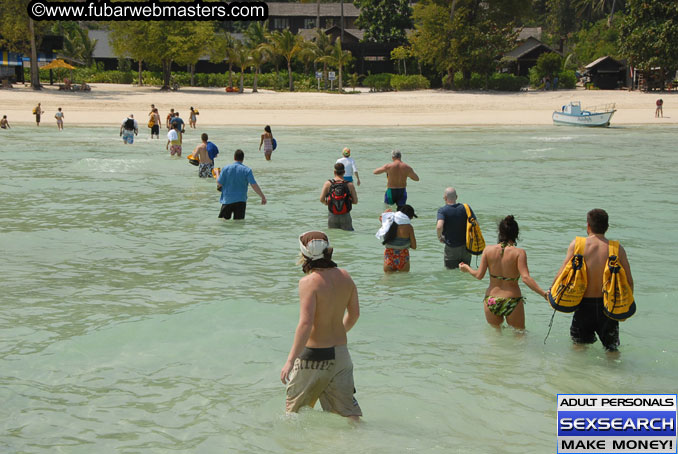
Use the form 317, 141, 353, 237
1, 83, 675, 126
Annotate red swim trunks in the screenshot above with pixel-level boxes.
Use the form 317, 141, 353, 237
384, 248, 409, 271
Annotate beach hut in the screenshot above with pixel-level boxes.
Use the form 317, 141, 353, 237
504, 37, 560, 77
584, 56, 626, 89
0, 51, 24, 86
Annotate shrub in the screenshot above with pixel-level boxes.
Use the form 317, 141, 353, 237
363, 73, 394, 91
556, 70, 577, 89
488, 73, 529, 91
390, 74, 430, 91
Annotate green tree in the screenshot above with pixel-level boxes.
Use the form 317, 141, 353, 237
230, 43, 250, 93
619, 0, 678, 89
269, 29, 305, 91
410, 0, 524, 89
317, 38, 353, 91
570, 15, 624, 66
310, 29, 333, 89
109, 21, 215, 90
391, 45, 410, 75
0, 0, 49, 89
249, 46, 267, 93
210, 32, 237, 89
353, 0, 413, 44
52, 22, 97, 67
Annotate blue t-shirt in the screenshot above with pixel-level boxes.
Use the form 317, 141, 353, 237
217, 161, 257, 204
171, 117, 184, 130
437, 203, 473, 247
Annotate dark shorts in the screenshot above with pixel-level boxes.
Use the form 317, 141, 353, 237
328, 212, 354, 231
151, 124, 159, 135
444, 244, 471, 269
384, 188, 407, 207
219, 201, 247, 220
570, 297, 620, 351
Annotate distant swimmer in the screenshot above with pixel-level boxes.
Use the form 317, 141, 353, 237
336, 147, 360, 186
436, 187, 480, 269
33, 103, 44, 126
373, 150, 419, 208
189, 106, 199, 129
166, 123, 182, 156
192, 133, 213, 178
460, 215, 547, 330
376, 205, 417, 272
149, 108, 161, 139
54, 107, 64, 130
281, 231, 362, 421
320, 163, 358, 231
120, 114, 138, 145
166, 108, 175, 129
0, 115, 10, 129
216, 149, 266, 220
258, 125, 274, 161
549, 209, 635, 352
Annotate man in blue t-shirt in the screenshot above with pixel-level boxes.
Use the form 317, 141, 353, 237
216, 149, 267, 220
436, 187, 475, 269
170, 112, 185, 133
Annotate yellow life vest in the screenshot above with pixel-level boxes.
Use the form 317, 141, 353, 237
147, 118, 154, 128
602, 240, 636, 320
212, 167, 221, 179
32, 107, 37, 114
464, 203, 485, 255
548, 236, 587, 312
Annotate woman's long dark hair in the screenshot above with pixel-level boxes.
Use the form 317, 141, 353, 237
382, 222, 399, 245
497, 215, 519, 244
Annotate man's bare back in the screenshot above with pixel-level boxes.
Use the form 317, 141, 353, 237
193, 142, 210, 164
302, 267, 358, 348
374, 159, 419, 188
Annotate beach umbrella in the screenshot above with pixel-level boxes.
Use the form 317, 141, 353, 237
41, 59, 76, 85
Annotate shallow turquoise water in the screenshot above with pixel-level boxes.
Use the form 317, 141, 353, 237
1, 124, 677, 453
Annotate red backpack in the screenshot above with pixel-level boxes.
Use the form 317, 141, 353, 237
327, 179, 352, 215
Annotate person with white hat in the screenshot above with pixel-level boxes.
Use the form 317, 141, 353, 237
281, 231, 362, 421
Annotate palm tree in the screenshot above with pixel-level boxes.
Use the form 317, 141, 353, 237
230, 43, 251, 93
249, 45, 267, 92
347, 73, 363, 92
317, 39, 352, 91
245, 20, 269, 47
269, 29, 305, 91
311, 29, 333, 89
210, 32, 237, 89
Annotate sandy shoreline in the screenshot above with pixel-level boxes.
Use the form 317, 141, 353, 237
0, 83, 675, 126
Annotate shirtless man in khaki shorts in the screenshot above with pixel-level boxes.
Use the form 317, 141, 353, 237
280, 231, 362, 421
373, 150, 419, 208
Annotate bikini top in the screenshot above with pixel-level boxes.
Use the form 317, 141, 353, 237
489, 242, 520, 282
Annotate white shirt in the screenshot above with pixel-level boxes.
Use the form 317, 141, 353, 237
336, 156, 357, 178
167, 129, 179, 142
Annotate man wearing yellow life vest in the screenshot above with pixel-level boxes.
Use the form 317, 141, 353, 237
551, 209, 634, 352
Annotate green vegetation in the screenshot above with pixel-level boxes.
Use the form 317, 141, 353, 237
354, 0, 413, 44
390, 75, 430, 91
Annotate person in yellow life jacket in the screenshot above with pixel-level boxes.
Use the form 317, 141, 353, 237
551, 209, 634, 352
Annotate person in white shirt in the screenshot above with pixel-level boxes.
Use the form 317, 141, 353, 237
119, 114, 138, 144
166, 123, 182, 156
336, 147, 360, 186
54, 107, 64, 130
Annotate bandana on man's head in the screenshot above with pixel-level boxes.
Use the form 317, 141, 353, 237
299, 231, 329, 260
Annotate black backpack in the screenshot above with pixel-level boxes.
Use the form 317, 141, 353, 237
124, 118, 135, 130
327, 179, 352, 215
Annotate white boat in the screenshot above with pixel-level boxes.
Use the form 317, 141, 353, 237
552, 101, 616, 127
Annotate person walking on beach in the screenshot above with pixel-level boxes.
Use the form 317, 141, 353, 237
258, 125, 274, 161
54, 107, 64, 131
166, 108, 175, 129
373, 150, 419, 208
550, 209, 634, 352
149, 108, 161, 139
459, 215, 547, 330
281, 231, 362, 421
189, 106, 199, 129
436, 187, 475, 269
166, 123, 182, 156
33, 103, 44, 126
656, 99, 663, 118
192, 133, 214, 178
216, 149, 266, 220
336, 147, 360, 186
320, 163, 358, 231
377, 205, 417, 272
120, 114, 138, 144
1, 115, 11, 129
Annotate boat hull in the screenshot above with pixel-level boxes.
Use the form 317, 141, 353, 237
552, 110, 615, 127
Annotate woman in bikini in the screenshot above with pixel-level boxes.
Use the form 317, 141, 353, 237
379, 204, 417, 273
459, 215, 547, 330
258, 125, 274, 161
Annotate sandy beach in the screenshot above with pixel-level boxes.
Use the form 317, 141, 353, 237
0, 83, 675, 126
